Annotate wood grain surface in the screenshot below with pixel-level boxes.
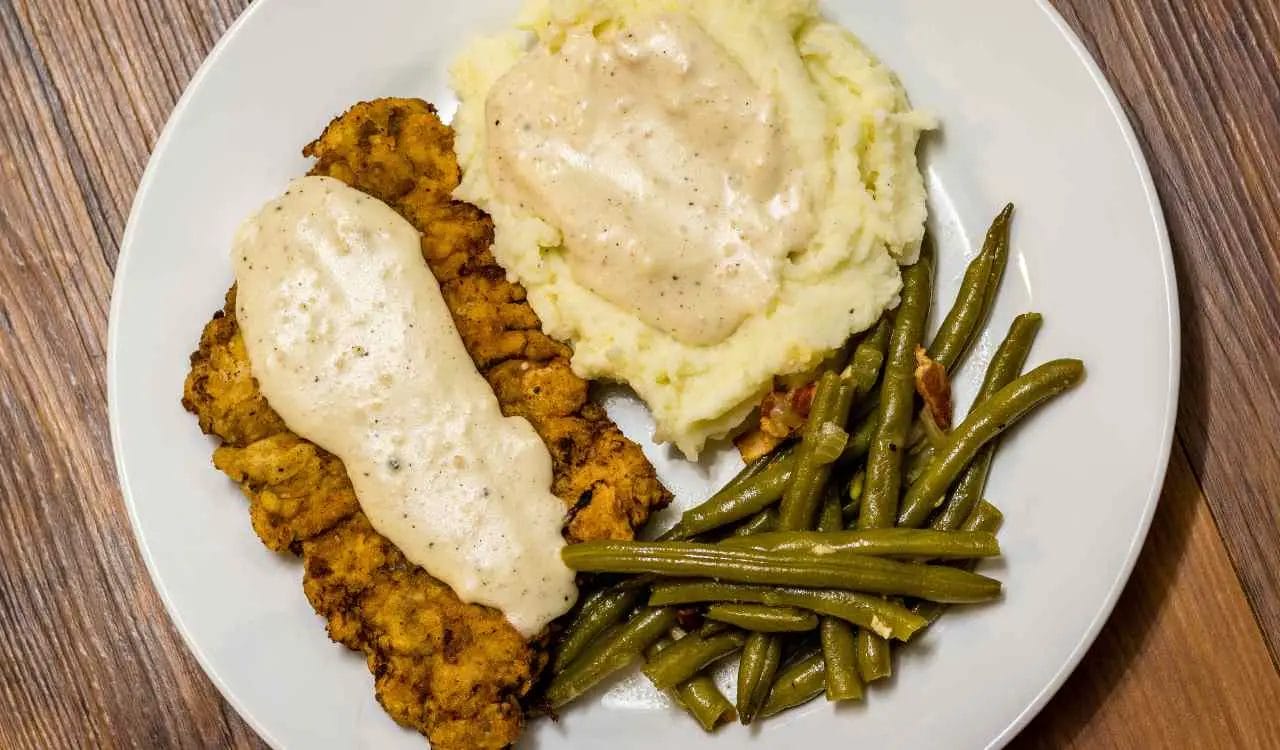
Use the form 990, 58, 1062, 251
1, 0, 1277, 748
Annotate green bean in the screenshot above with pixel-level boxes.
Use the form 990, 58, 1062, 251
736, 413, 849, 722
726, 504, 780, 675
729, 491, 791, 731
842, 469, 866, 523
646, 635, 675, 656
563, 541, 1001, 602
760, 649, 826, 718
932, 458, 988, 532
552, 585, 645, 672
643, 630, 745, 690
677, 676, 737, 731
720, 529, 1000, 559
862, 243, 933, 531
905, 442, 937, 485
724, 486, 793, 722
973, 206, 1014, 361
812, 491, 861, 700
898, 358, 1085, 528
649, 581, 929, 641
826, 318, 891, 449
932, 313, 1042, 531
927, 205, 1013, 371
664, 456, 795, 540
847, 431, 899, 681
977, 314, 1045, 404
778, 372, 849, 531
840, 414, 875, 465
707, 603, 818, 632
835, 320, 891, 460
965, 499, 1005, 532
546, 607, 677, 708
848, 469, 866, 503
645, 638, 737, 731
698, 455, 776, 528
914, 501, 1006, 625
805, 371, 842, 434
819, 618, 863, 701
698, 620, 731, 638
557, 586, 610, 658
716, 447, 785, 502
737, 452, 776, 484
854, 628, 892, 682
910, 600, 945, 626
847, 319, 892, 397
736, 632, 782, 723
660, 447, 791, 541
850, 380, 881, 424
730, 508, 779, 537
928, 251, 993, 371
684, 453, 778, 536
858, 244, 932, 684
817, 491, 844, 535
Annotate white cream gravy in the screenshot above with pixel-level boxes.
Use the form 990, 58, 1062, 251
232, 176, 576, 636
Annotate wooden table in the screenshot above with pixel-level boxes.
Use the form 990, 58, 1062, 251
1, 1, 1278, 747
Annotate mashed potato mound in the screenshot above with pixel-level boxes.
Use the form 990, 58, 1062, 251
453, 0, 933, 457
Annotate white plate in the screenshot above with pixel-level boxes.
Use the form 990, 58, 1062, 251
108, 1, 1178, 748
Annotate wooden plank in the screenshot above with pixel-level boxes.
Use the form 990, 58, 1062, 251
0, 0, 1276, 748
0, 1, 262, 748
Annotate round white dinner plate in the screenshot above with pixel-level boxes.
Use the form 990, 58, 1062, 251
108, 1, 1178, 747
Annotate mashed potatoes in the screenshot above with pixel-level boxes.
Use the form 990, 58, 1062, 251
453, 0, 932, 457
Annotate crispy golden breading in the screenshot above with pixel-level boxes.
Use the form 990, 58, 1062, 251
182, 98, 670, 749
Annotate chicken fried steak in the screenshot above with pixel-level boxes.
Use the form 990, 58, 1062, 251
182, 98, 670, 749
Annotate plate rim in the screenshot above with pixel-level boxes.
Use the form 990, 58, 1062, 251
105, 1, 1180, 748
984, 5, 1179, 746
107, 1, 286, 746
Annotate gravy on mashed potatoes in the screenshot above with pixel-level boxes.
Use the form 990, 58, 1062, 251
453, 0, 933, 457
486, 13, 813, 347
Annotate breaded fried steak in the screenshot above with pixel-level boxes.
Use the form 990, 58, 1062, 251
182, 98, 670, 749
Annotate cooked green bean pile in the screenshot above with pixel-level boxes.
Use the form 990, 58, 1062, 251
546, 205, 1086, 730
